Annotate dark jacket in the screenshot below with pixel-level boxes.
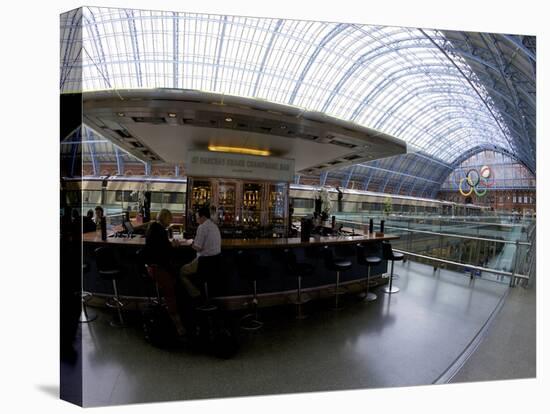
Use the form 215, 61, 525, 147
83, 216, 96, 233
144, 221, 173, 267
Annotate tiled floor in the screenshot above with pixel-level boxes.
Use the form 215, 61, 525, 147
80, 261, 511, 407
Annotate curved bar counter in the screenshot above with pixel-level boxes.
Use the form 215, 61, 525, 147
83, 231, 398, 310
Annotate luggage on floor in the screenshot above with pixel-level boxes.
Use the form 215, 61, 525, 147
142, 304, 178, 348
194, 309, 240, 359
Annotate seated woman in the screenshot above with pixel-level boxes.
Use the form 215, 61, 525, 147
144, 209, 186, 338
83, 209, 96, 233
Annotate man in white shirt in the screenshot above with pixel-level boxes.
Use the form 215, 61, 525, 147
179, 206, 221, 297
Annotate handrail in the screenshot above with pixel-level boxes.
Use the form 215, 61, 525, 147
337, 219, 531, 246
338, 217, 531, 285
392, 249, 529, 281
334, 214, 529, 229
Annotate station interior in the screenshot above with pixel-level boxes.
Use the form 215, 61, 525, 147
59, 6, 536, 408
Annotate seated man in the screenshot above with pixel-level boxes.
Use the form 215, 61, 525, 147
179, 206, 221, 298
144, 208, 186, 337
93, 205, 104, 230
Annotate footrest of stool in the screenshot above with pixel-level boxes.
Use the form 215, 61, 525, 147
240, 314, 263, 331
105, 297, 125, 309
81, 291, 93, 303
196, 303, 218, 312
329, 287, 348, 296
288, 292, 311, 305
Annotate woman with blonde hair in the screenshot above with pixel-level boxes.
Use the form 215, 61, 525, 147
144, 209, 186, 338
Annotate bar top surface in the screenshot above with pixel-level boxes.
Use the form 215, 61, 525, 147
82, 231, 398, 249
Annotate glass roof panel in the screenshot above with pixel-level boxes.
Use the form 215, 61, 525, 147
60, 6, 531, 168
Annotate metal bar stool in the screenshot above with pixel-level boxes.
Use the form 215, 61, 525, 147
283, 249, 314, 319
136, 248, 161, 306
79, 263, 97, 323
356, 244, 381, 302
382, 242, 404, 294
322, 245, 352, 310
145, 264, 164, 305
195, 255, 221, 313
236, 250, 269, 331
94, 247, 126, 327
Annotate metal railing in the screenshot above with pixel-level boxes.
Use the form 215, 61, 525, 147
332, 216, 534, 287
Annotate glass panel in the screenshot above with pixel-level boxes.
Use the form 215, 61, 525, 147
242, 182, 262, 226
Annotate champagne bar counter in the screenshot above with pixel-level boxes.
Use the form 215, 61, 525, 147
83, 230, 398, 310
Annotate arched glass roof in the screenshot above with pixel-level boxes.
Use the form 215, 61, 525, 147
60, 6, 534, 175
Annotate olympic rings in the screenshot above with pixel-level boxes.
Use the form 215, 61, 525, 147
473, 179, 487, 196
466, 169, 480, 187
459, 178, 473, 196
480, 165, 491, 179
457, 166, 493, 198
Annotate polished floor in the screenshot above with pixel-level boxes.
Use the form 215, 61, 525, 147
80, 261, 512, 407
450, 273, 536, 383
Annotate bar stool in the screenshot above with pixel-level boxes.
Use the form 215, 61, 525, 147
283, 249, 314, 319
145, 265, 164, 305
356, 244, 381, 302
195, 255, 221, 313
79, 263, 97, 323
382, 242, 404, 294
94, 247, 125, 327
322, 245, 352, 310
135, 248, 161, 306
236, 250, 269, 331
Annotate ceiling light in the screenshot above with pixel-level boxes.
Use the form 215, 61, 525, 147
168, 113, 177, 118
280, 125, 287, 129
225, 117, 233, 122
208, 145, 270, 157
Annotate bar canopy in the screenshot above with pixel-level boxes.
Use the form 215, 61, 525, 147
83, 89, 407, 175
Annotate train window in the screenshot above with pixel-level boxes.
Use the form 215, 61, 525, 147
291, 198, 314, 209
168, 192, 184, 204
82, 190, 101, 204
115, 190, 138, 202
151, 192, 163, 203
151, 192, 184, 205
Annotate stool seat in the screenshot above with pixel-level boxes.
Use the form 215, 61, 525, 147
98, 269, 123, 279
332, 260, 352, 270
366, 256, 382, 265
391, 252, 404, 261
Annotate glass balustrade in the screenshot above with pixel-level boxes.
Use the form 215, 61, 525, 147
326, 212, 535, 285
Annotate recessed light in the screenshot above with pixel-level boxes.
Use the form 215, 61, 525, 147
168, 113, 177, 118
225, 117, 233, 122
208, 145, 270, 157
280, 125, 287, 129
117, 112, 125, 117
